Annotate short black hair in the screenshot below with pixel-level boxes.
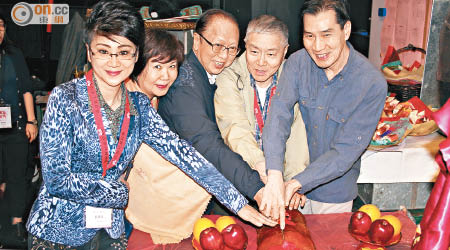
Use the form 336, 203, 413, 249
194, 9, 238, 35
134, 29, 184, 76
300, 0, 350, 29
84, 0, 144, 50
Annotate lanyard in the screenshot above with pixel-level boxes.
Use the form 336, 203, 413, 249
253, 85, 276, 134
86, 70, 131, 177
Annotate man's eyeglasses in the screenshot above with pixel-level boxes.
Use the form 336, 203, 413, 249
198, 33, 240, 56
89, 47, 137, 61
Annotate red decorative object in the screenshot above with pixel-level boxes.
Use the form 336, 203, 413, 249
412, 98, 450, 250
257, 209, 315, 250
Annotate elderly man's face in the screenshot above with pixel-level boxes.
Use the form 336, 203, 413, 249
245, 32, 288, 87
193, 16, 239, 75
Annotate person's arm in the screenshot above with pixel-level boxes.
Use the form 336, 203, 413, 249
293, 80, 387, 194
158, 81, 264, 200
141, 100, 247, 213
15, 48, 38, 142
260, 53, 302, 228
141, 94, 276, 226
23, 92, 38, 142
40, 86, 128, 208
214, 67, 265, 170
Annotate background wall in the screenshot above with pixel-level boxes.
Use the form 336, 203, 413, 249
421, 0, 449, 107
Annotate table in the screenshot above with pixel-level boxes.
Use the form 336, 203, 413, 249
357, 132, 446, 209
358, 132, 445, 183
127, 211, 416, 250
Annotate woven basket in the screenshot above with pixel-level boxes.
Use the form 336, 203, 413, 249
409, 120, 438, 136
387, 82, 422, 103
409, 108, 439, 136
382, 44, 426, 102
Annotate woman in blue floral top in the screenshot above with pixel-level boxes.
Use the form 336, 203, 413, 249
26, 1, 275, 249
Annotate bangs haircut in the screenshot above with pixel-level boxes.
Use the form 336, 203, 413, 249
145, 29, 184, 65
133, 29, 184, 76
84, 0, 144, 50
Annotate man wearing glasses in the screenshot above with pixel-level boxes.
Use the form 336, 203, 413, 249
158, 9, 268, 213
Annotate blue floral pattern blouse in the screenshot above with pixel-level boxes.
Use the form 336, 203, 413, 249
26, 76, 248, 246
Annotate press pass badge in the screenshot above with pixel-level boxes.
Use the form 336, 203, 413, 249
0, 104, 12, 128
85, 206, 113, 228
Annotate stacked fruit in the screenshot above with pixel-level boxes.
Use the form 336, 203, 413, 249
192, 216, 248, 250
349, 204, 402, 247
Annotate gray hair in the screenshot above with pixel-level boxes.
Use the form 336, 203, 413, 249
244, 15, 289, 46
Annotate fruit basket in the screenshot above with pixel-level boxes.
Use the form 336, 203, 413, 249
192, 215, 257, 250
349, 205, 403, 248
349, 230, 402, 247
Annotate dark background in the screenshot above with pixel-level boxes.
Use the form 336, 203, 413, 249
0, 0, 373, 91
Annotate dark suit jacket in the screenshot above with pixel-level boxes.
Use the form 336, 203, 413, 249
158, 51, 264, 199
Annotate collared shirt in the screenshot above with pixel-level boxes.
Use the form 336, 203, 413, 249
206, 72, 217, 85
263, 43, 387, 203
250, 73, 277, 150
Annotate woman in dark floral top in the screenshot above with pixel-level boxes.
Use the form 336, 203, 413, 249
26, 1, 275, 249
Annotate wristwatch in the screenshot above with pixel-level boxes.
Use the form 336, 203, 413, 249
27, 119, 38, 125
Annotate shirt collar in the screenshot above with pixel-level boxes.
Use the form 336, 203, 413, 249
318, 41, 355, 86
338, 41, 356, 78
206, 72, 217, 85
250, 72, 278, 89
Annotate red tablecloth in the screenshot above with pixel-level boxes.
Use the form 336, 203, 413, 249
127, 211, 416, 250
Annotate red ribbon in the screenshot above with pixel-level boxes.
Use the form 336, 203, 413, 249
86, 70, 131, 177
253, 86, 276, 134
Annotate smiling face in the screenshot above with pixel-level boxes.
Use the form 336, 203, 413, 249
302, 9, 351, 79
245, 32, 288, 88
86, 34, 138, 88
137, 58, 178, 99
193, 16, 239, 75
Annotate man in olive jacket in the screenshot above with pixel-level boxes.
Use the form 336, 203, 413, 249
214, 15, 309, 184
158, 9, 266, 205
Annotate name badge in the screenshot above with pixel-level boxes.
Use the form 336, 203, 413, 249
85, 206, 113, 228
0, 104, 12, 128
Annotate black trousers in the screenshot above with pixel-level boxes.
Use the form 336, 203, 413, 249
0, 129, 30, 218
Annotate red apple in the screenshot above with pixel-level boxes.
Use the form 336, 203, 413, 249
369, 219, 394, 245
200, 227, 224, 250
349, 211, 372, 235
222, 224, 248, 250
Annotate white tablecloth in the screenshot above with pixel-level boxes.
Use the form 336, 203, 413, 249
358, 132, 446, 183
